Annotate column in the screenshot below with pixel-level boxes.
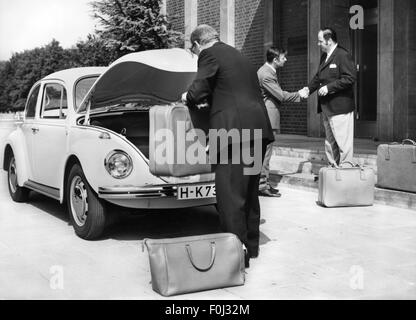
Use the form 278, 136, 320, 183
185, 0, 198, 48
378, 0, 410, 141
392, 0, 410, 140
307, 0, 323, 137
160, 0, 167, 15
263, 0, 275, 54
220, 0, 235, 46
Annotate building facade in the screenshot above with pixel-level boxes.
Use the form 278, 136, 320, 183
166, 0, 416, 142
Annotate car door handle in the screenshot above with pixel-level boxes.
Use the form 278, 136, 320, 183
31, 127, 39, 134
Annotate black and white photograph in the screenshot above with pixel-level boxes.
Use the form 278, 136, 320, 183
0, 0, 415, 304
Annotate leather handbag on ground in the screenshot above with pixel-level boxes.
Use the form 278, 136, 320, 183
149, 103, 213, 177
143, 233, 245, 297
377, 140, 416, 193
318, 162, 375, 208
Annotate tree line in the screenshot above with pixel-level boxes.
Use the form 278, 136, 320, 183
0, 0, 183, 112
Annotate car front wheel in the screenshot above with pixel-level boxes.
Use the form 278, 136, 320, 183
67, 164, 107, 240
7, 154, 29, 203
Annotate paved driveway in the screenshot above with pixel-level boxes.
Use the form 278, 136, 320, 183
0, 171, 415, 300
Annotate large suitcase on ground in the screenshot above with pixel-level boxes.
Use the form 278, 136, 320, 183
143, 233, 245, 297
377, 140, 416, 193
318, 162, 375, 208
149, 103, 213, 177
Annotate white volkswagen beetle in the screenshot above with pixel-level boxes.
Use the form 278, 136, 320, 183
2, 49, 216, 240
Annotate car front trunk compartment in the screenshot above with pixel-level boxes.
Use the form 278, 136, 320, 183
78, 108, 215, 185
89, 110, 150, 159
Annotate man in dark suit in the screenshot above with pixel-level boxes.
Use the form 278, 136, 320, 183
305, 27, 357, 166
182, 25, 274, 267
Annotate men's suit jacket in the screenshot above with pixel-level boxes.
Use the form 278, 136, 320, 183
186, 42, 274, 144
308, 46, 357, 116
257, 63, 300, 130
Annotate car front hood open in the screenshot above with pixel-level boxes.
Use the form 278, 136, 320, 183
78, 48, 198, 113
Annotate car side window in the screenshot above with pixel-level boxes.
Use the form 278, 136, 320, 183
75, 77, 98, 110
41, 83, 68, 119
25, 85, 40, 119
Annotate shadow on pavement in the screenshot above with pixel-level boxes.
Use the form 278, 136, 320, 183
24, 191, 271, 246
108, 206, 272, 246
28, 191, 69, 224
107, 205, 222, 241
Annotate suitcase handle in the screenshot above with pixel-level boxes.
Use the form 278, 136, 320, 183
403, 140, 416, 163
385, 143, 400, 161
339, 161, 359, 168
185, 242, 216, 272
336, 162, 368, 181
386, 141, 416, 163
402, 139, 416, 146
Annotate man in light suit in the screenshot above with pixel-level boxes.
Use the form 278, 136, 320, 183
258, 47, 306, 197
304, 27, 357, 166
182, 25, 274, 267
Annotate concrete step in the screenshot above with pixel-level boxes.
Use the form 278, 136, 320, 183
274, 145, 378, 160
270, 171, 416, 211
270, 146, 378, 176
269, 155, 327, 175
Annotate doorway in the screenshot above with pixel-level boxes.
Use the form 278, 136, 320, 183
351, 0, 379, 139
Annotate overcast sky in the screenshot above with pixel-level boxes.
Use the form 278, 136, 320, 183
0, 0, 97, 61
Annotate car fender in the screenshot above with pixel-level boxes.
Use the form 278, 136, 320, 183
3, 128, 30, 186
63, 126, 164, 197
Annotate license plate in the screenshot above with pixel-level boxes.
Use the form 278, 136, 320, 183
177, 184, 216, 200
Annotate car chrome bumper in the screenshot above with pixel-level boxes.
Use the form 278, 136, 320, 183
98, 182, 217, 209
98, 182, 214, 200
98, 185, 177, 199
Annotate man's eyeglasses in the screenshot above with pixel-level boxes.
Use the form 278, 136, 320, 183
190, 41, 198, 55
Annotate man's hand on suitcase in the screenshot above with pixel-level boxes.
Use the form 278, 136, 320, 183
196, 102, 209, 109
181, 92, 209, 109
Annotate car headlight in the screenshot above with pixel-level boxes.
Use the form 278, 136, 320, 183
104, 150, 133, 179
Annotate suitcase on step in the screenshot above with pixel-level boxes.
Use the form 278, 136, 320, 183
377, 139, 416, 193
149, 103, 213, 177
318, 162, 375, 208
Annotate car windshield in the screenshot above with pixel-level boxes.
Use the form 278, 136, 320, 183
75, 77, 99, 110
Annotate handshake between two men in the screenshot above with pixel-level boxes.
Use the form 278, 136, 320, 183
297, 85, 329, 100
182, 85, 329, 108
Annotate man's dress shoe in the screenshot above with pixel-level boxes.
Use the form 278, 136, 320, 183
269, 187, 280, 195
259, 188, 282, 198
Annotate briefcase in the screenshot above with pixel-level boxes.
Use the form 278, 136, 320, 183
318, 162, 375, 208
377, 140, 416, 193
149, 103, 213, 177
143, 233, 245, 297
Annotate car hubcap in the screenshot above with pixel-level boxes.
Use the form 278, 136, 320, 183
70, 176, 88, 227
8, 158, 18, 194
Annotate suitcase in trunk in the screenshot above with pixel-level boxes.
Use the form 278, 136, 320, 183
318, 162, 375, 208
149, 103, 213, 177
377, 140, 416, 193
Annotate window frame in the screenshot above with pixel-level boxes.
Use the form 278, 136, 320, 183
73, 75, 100, 112
25, 84, 41, 119
39, 82, 68, 120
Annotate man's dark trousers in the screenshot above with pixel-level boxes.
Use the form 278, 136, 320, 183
186, 41, 275, 258
214, 140, 267, 258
